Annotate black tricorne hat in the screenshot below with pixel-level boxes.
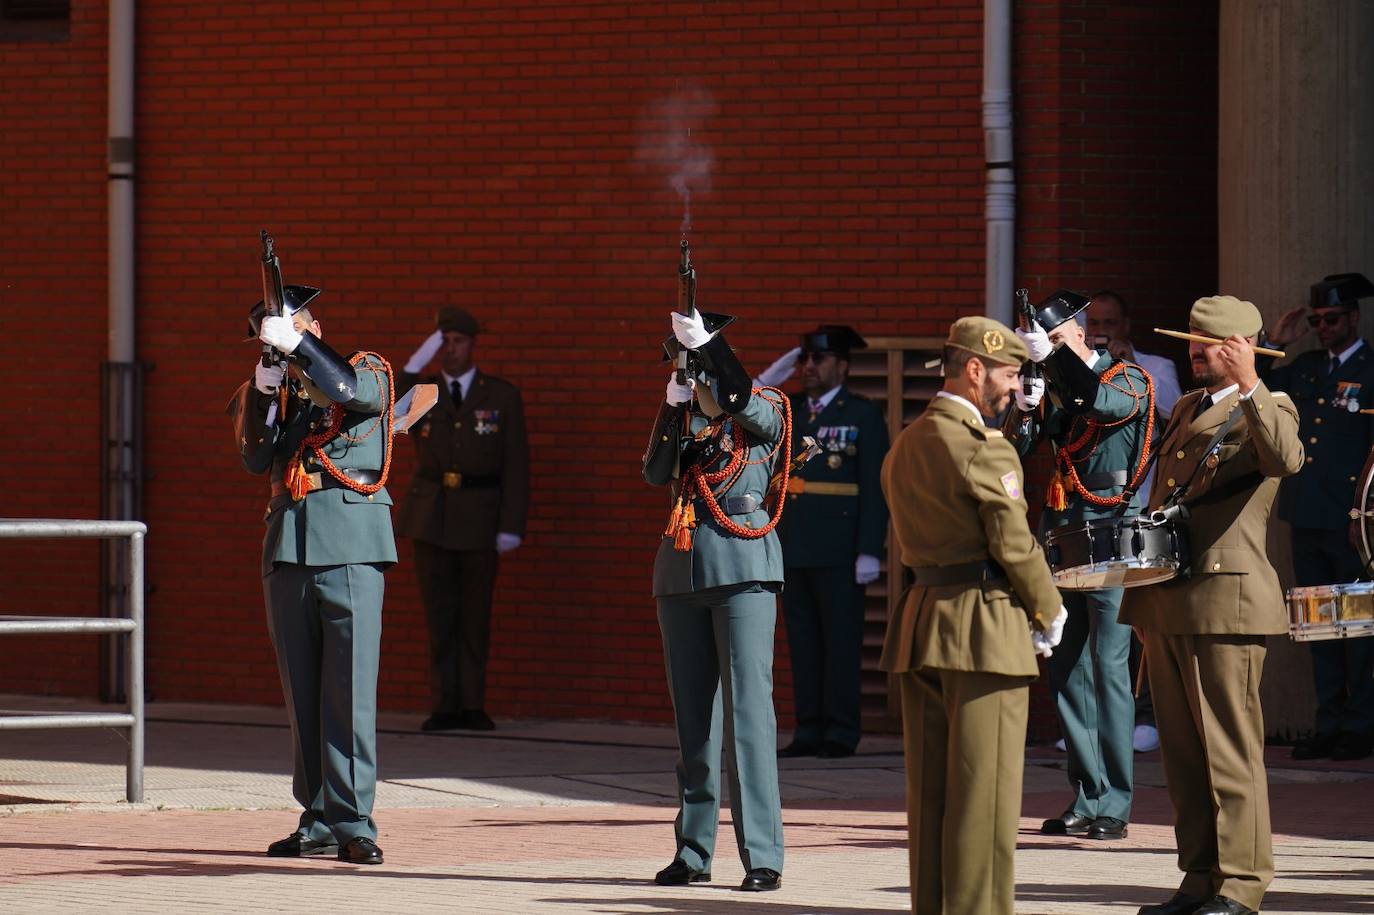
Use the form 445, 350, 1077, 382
1310, 273, 1374, 310
244, 284, 321, 340
1032, 289, 1091, 331
799, 325, 867, 359
659, 311, 738, 363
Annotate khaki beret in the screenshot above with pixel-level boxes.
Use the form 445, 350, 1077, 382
436, 307, 480, 335
1189, 295, 1262, 339
946, 316, 1027, 367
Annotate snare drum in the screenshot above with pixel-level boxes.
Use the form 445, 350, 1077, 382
1286, 582, 1374, 641
1044, 516, 1189, 591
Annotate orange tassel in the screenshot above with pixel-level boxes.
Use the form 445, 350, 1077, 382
673, 501, 697, 552
1046, 470, 1068, 512
664, 499, 683, 538
285, 459, 310, 501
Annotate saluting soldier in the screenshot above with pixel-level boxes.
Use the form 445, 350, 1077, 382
395, 307, 530, 732
760, 325, 889, 759
880, 316, 1065, 915
1261, 272, 1374, 762
644, 307, 788, 893
1122, 296, 1304, 915
1006, 291, 1154, 842
228, 285, 395, 865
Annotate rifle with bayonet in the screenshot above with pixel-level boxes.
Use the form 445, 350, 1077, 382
676, 239, 696, 384
1001, 286, 1042, 445
260, 230, 286, 368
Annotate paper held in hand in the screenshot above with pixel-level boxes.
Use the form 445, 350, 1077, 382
394, 383, 438, 434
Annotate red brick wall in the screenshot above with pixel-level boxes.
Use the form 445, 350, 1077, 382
1, 0, 1216, 733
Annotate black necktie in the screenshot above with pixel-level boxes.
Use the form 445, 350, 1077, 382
1193, 394, 1212, 421
450, 379, 463, 407
1329, 355, 1340, 376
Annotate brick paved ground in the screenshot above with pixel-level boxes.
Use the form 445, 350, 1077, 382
1, 697, 1369, 913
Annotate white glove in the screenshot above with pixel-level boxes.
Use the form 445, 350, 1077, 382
1015, 321, 1054, 363
495, 532, 522, 554
855, 554, 881, 585
259, 314, 304, 354
671, 308, 713, 350
756, 347, 802, 388
254, 361, 286, 394
1014, 375, 1045, 411
666, 375, 695, 406
405, 329, 445, 373
1031, 604, 1069, 657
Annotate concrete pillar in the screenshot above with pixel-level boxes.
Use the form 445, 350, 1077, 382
1218, 0, 1374, 737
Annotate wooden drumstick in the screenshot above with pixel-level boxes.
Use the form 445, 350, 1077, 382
1153, 327, 1285, 359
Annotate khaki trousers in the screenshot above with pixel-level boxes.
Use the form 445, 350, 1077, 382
1144, 632, 1273, 910
900, 667, 1028, 915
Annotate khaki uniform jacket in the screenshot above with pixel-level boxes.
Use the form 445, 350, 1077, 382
879, 396, 1062, 678
393, 370, 530, 552
1119, 383, 1304, 635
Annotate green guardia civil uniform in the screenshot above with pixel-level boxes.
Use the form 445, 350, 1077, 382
1120, 296, 1305, 912
880, 317, 1062, 915
1007, 350, 1151, 826
645, 354, 787, 877
229, 351, 396, 846
777, 385, 889, 752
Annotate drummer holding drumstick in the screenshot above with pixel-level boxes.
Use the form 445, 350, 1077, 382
1121, 295, 1304, 915
1004, 290, 1155, 843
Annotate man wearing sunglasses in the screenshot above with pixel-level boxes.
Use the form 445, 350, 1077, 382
1262, 272, 1374, 762
757, 325, 890, 759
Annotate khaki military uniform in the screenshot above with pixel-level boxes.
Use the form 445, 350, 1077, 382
1120, 382, 1303, 911
881, 393, 1061, 914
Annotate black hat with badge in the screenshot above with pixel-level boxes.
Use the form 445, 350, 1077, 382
799, 325, 867, 359
659, 311, 738, 368
1310, 273, 1374, 310
244, 284, 321, 340
1031, 289, 1091, 331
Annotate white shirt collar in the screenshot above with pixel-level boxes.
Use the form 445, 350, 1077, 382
1332, 338, 1365, 366
1205, 382, 1239, 403
808, 385, 843, 411
442, 365, 478, 400
936, 391, 986, 425
1085, 349, 1103, 370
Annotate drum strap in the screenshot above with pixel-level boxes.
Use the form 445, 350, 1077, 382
1155, 408, 1245, 515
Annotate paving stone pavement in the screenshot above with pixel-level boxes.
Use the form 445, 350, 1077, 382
0, 696, 1370, 913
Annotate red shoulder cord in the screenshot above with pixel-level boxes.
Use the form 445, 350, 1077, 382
283, 353, 396, 501
663, 387, 793, 551
1047, 361, 1155, 510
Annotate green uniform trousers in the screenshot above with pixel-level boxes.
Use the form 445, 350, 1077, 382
1145, 632, 1273, 911
900, 667, 1028, 915
656, 585, 784, 874
1047, 586, 1134, 821
264, 561, 384, 844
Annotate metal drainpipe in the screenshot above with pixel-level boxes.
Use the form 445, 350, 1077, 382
983, 0, 1015, 324
103, 0, 140, 702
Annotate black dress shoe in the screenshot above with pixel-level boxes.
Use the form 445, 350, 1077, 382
421, 712, 464, 732
1331, 731, 1373, 761
1291, 732, 1339, 760
458, 709, 496, 731
654, 859, 710, 885
740, 868, 781, 891
337, 836, 384, 865
1040, 810, 1094, 835
817, 741, 855, 759
1086, 816, 1128, 840
777, 740, 819, 758
1137, 892, 1205, 915
266, 833, 338, 857
1192, 895, 1257, 915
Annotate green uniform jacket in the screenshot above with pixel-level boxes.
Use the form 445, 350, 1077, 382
228, 353, 398, 577
649, 389, 787, 597
777, 387, 890, 566
1261, 342, 1374, 531
880, 396, 1062, 678
1119, 383, 1304, 635
393, 370, 530, 551
1010, 354, 1151, 526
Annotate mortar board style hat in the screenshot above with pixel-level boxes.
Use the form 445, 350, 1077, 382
1309, 273, 1374, 310
1031, 289, 1091, 331
245, 284, 322, 340
799, 325, 868, 359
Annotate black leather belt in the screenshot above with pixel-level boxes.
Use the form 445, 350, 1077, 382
1079, 470, 1128, 490
907, 559, 1007, 586
271, 467, 380, 499
697, 494, 761, 515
